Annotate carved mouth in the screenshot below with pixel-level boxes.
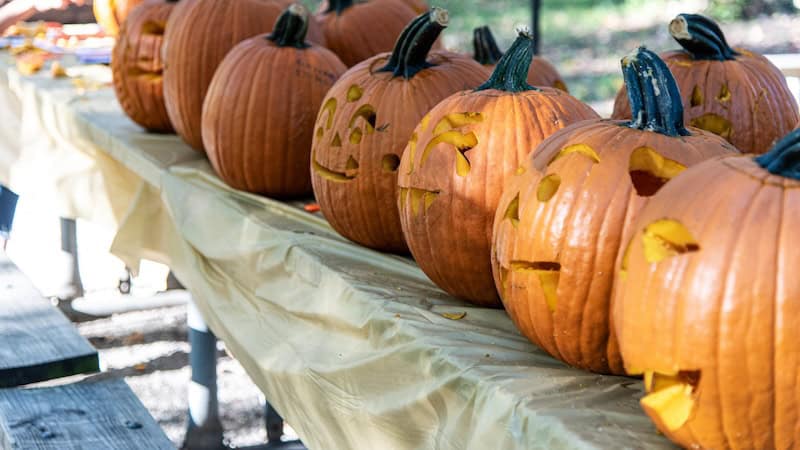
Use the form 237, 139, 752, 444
399, 186, 440, 217
311, 148, 359, 183
640, 369, 701, 432
505, 260, 561, 312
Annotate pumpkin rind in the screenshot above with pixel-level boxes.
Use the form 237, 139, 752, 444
472, 25, 567, 92
111, 0, 176, 132
614, 129, 800, 449
202, 5, 346, 197
310, 9, 489, 252
612, 14, 799, 153
316, 0, 419, 67
162, 0, 325, 151
398, 30, 598, 306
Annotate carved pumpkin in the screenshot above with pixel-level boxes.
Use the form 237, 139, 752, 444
111, 0, 177, 132
93, 0, 146, 36
310, 9, 488, 253
397, 30, 599, 307
491, 47, 738, 374
472, 25, 567, 92
613, 128, 800, 449
612, 14, 799, 154
202, 5, 346, 198
162, 0, 325, 151
315, 0, 419, 67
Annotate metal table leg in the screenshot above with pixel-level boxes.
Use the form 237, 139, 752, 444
183, 300, 224, 449
60, 217, 83, 299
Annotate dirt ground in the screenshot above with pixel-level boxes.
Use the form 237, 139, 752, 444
75, 303, 300, 449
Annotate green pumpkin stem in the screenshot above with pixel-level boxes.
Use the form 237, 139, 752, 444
325, 0, 354, 15
268, 4, 311, 49
622, 46, 689, 137
473, 26, 503, 66
669, 14, 737, 61
755, 129, 800, 179
378, 8, 448, 79
476, 29, 536, 93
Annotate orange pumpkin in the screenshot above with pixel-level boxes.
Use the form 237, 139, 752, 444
111, 0, 177, 132
315, 0, 419, 67
94, 0, 146, 36
162, 0, 325, 151
472, 25, 567, 92
491, 47, 738, 374
310, 9, 489, 253
613, 128, 800, 449
318, 0, 428, 14
612, 14, 799, 154
202, 5, 346, 197
397, 30, 599, 307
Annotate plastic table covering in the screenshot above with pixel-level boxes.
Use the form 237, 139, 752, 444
0, 54, 676, 450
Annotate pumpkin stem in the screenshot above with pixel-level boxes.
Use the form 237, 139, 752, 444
475, 28, 536, 93
755, 129, 800, 179
268, 4, 311, 49
473, 26, 503, 66
669, 14, 737, 61
325, 0, 354, 15
378, 8, 448, 79
622, 46, 690, 137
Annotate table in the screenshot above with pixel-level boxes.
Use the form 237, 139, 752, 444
0, 55, 676, 450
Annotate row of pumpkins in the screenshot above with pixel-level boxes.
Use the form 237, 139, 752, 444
103, 0, 800, 448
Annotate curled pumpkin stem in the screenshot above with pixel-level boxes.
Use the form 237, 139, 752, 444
476, 28, 536, 93
325, 0, 354, 15
669, 13, 737, 61
755, 129, 800, 179
268, 4, 311, 49
473, 25, 503, 66
378, 8, 448, 79
621, 46, 689, 137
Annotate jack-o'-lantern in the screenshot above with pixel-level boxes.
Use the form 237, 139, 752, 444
316, 0, 419, 67
163, 0, 325, 151
614, 128, 800, 449
472, 25, 567, 92
310, 8, 488, 253
612, 14, 799, 154
397, 29, 599, 307
111, 0, 177, 132
94, 0, 146, 36
202, 4, 346, 197
492, 47, 737, 374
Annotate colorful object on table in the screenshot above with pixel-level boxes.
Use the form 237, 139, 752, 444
472, 25, 567, 92
0, 185, 18, 240
112, 0, 178, 133
303, 203, 321, 213
614, 127, 800, 450
398, 29, 598, 307
315, 0, 419, 67
202, 4, 346, 198
162, 0, 325, 152
310, 9, 488, 253
93, 0, 146, 36
612, 13, 799, 154
50, 61, 67, 77
491, 47, 738, 375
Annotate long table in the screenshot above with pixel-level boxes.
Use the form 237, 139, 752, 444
0, 55, 676, 450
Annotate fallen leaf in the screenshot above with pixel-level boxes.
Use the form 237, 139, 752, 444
441, 312, 466, 320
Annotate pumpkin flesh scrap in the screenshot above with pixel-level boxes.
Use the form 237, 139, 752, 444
640, 370, 700, 432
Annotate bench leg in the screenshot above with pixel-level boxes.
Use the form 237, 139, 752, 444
60, 217, 83, 299
183, 300, 224, 449
265, 402, 284, 444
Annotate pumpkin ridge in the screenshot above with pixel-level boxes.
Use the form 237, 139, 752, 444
669, 13, 737, 61
476, 29, 537, 93
378, 8, 448, 79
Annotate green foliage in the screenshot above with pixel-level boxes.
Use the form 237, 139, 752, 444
707, 0, 796, 20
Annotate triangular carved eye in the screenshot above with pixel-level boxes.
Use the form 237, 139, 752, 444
629, 147, 687, 197
502, 193, 520, 228
690, 85, 703, 107
641, 219, 700, 263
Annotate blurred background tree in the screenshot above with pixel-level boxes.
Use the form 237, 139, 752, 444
708, 0, 796, 19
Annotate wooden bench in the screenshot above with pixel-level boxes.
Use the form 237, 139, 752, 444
0, 253, 173, 448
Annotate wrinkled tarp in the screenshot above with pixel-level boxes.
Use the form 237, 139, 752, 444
0, 56, 676, 450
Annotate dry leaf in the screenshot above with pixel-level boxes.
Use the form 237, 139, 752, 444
441, 312, 466, 320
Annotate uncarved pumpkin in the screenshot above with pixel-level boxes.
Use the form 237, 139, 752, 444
315, 0, 419, 67
612, 14, 799, 154
491, 47, 738, 374
202, 5, 346, 198
111, 0, 177, 132
397, 30, 599, 307
162, 0, 325, 151
613, 128, 800, 449
310, 9, 489, 253
472, 25, 567, 92
93, 0, 148, 36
